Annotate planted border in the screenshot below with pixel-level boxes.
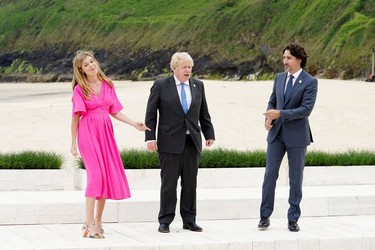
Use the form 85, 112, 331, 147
2, 149, 375, 170
77, 148, 375, 169
305, 150, 375, 166
0, 151, 63, 169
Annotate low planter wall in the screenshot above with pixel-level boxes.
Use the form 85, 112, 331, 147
304, 166, 375, 186
74, 168, 265, 190
74, 166, 375, 190
0, 169, 67, 190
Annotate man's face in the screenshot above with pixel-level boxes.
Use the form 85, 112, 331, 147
173, 60, 192, 83
283, 50, 302, 74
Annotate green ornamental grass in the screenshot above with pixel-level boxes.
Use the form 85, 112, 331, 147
77, 148, 375, 169
3, 149, 374, 170
120, 149, 159, 169
199, 148, 266, 168
305, 150, 375, 166
0, 151, 63, 169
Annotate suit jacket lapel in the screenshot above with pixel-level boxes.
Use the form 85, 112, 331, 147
284, 70, 306, 104
278, 72, 288, 103
166, 76, 183, 109
187, 79, 196, 114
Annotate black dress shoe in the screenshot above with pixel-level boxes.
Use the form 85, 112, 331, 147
258, 217, 270, 230
158, 223, 170, 233
288, 221, 300, 232
183, 222, 203, 232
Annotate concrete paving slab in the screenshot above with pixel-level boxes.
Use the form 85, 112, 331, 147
0, 216, 374, 250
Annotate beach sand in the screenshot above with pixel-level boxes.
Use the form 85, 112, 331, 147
0, 79, 374, 169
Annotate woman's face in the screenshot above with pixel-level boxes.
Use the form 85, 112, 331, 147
81, 56, 98, 77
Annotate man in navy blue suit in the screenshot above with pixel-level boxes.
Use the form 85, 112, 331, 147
258, 43, 318, 232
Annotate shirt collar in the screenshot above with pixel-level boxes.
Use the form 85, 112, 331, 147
288, 68, 302, 79
174, 75, 190, 86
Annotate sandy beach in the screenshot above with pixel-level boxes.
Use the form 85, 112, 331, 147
1, 79, 374, 168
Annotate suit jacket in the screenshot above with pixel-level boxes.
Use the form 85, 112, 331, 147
267, 69, 318, 147
145, 76, 215, 154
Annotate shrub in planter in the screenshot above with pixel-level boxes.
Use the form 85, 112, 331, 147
0, 151, 63, 169
200, 148, 266, 168
77, 148, 268, 169
305, 150, 375, 166
77, 148, 375, 169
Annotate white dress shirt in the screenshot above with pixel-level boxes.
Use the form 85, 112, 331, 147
174, 75, 192, 110
174, 75, 192, 134
285, 68, 303, 93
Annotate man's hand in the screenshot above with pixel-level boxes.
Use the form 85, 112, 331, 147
264, 118, 273, 131
263, 109, 281, 120
147, 141, 158, 152
206, 139, 215, 147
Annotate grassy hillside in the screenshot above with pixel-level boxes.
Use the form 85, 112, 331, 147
0, 0, 374, 81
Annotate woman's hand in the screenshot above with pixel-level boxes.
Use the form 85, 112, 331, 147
134, 122, 151, 132
71, 142, 79, 157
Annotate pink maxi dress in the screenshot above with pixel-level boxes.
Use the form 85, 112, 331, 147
72, 81, 131, 200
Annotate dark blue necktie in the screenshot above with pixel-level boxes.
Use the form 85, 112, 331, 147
284, 75, 294, 99
180, 83, 188, 114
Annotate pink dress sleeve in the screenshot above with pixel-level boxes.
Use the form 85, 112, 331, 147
109, 85, 123, 114
72, 85, 86, 116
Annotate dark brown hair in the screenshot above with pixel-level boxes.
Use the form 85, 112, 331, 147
283, 43, 308, 68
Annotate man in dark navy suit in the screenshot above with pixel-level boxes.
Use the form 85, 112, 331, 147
145, 52, 215, 233
258, 43, 318, 232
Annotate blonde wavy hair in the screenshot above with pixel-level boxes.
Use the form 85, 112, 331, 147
71, 50, 113, 99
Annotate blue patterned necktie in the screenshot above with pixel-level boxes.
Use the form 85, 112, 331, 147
180, 83, 188, 114
284, 75, 294, 99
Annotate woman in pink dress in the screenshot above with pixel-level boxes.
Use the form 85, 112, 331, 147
70, 50, 149, 239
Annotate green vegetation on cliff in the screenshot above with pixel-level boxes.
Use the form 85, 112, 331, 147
0, 0, 374, 80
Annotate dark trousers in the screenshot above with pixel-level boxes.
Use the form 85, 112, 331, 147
158, 135, 200, 225
260, 130, 306, 222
